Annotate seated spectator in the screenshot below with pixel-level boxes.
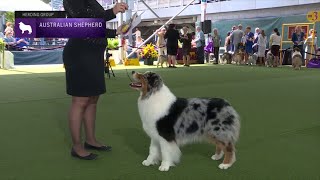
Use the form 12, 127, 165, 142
15, 38, 29, 50
4, 31, 17, 50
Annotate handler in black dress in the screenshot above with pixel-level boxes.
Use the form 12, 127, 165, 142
164, 24, 180, 68
63, 0, 128, 160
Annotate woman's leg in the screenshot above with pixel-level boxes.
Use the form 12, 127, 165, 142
186, 55, 190, 66
274, 56, 279, 67
84, 96, 103, 147
69, 96, 90, 156
183, 55, 186, 65
172, 55, 177, 67
168, 55, 172, 67
214, 47, 220, 64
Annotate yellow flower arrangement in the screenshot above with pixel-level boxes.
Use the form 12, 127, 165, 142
141, 43, 158, 59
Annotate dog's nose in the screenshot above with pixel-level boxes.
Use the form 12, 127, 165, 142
132, 71, 135, 75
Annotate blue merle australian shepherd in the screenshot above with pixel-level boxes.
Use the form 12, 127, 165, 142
129, 71, 240, 171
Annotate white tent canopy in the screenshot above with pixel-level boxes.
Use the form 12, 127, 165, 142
0, 0, 52, 12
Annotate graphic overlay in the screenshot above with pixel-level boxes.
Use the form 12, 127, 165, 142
15, 11, 106, 38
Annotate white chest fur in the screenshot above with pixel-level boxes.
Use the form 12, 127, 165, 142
137, 85, 176, 138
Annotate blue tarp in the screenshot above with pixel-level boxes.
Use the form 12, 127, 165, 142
12, 49, 63, 65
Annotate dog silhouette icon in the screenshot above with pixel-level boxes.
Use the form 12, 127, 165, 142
19, 22, 32, 34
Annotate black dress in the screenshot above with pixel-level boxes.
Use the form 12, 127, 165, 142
180, 33, 192, 56
164, 28, 180, 56
63, 0, 116, 97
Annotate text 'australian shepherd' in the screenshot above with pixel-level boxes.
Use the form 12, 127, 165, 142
129, 71, 241, 171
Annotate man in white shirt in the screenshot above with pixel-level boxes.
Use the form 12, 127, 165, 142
230, 24, 244, 53
194, 26, 205, 64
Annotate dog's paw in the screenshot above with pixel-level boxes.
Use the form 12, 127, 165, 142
211, 152, 224, 160
158, 164, 170, 171
158, 161, 172, 172
218, 163, 232, 170
142, 159, 158, 166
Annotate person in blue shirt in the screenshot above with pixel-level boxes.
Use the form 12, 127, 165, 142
15, 38, 29, 50
291, 26, 305, 60
3, 31, 17, 50
244, 26, 254, 64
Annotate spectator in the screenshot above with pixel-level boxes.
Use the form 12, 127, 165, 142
291, 26, 305, 61
180, 26, 192, 67
254, 27, 260, 40
253, 27, 260, 53
133, 27, 141, 45
164, 24, 180, 68
3, 31, 17, 50
156, 27, 167, 67
244, 26, 254, 63
224, 31, 231, 53
230, 24, 244, 53
135, 36, 144, 58
194, 26, 205, 64
304, 29, 317, 65
4, 22, 14, 35
15, 38, 29, 50
257, 29, 267, 65
212, 28, 221, 64
270, 28, 281, 67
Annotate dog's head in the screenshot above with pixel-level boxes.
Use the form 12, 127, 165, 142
130, 71, 163, 99
293, 47, 301, 52
292, 48, 302, 57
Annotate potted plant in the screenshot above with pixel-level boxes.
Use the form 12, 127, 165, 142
107, 38, 120, 64
141, 43, 158, 65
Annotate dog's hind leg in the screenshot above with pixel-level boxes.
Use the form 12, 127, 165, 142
158, 139, 181, 171
218, 142, 236, 170
142, 139, 161, 166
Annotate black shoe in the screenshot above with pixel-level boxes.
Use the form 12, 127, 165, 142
71, 149, 98, 160
84, 142, 112, 151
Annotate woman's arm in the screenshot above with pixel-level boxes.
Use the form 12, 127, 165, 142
64, 0, 96, 18
64, 0, 117, 20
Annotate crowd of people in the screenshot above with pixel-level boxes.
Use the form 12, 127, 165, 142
133, 23, 318, 68
134, 24, 206, 68
210, 24, 317, 66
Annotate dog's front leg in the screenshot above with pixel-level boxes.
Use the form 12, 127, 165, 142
158, 139, 181, 172
142, 139, 161, 166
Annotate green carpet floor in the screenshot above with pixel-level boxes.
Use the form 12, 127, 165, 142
0, 65, 320, 180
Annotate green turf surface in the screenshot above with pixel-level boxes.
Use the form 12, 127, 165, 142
0, 65, 320, 180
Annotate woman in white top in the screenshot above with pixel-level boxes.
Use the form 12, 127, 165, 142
135, 36, 144, 58
269, 28, 281, 67
257, 30, 268, 65
304, 29, 317, 63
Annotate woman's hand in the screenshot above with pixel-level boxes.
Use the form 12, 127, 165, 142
113, 2, 128, 15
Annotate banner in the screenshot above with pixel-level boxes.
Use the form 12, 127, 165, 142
14, 11, 106, 38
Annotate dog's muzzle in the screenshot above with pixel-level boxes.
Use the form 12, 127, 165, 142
129, 71, 142, 88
